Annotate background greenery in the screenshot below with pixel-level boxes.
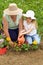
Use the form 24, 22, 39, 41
0, 0, 43, 39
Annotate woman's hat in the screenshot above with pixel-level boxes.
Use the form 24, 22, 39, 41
23, 10, 36, 19
3, 3, 23, 15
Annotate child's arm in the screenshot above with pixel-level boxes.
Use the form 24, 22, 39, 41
20, 29, 26, 33
19, 28, 33, 37
21, 24, 35, 35
19, 29, 26, 37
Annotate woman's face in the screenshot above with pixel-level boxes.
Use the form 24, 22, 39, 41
10, 15, 17, 18
26, 17, 32, 23
10, 15, 17, 21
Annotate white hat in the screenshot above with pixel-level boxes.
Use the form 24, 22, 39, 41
3, 3, 23, 15
23, 10, 36, 19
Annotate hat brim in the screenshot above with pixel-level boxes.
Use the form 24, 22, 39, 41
23, 14, 27, 17
4, 8, 23, 15
23, 14, 36, 19
31, 17, 36, 19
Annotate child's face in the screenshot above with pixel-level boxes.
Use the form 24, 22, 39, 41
26, 17, 32, 23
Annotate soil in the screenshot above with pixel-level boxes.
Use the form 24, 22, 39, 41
0, 41, 43, 65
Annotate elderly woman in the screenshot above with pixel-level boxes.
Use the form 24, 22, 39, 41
2, 3, 25, 46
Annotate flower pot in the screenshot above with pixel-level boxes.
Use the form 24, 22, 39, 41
0, 47, 7, 55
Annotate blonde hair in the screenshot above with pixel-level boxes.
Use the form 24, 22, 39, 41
32, 20, 38, 29
23, 16, 38, 29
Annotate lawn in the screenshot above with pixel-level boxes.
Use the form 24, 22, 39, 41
0, 0, 43, 39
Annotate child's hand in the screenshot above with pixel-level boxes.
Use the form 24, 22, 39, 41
19, 33, 23, 37
20, 30, 25, 33
19, 30, 25, 38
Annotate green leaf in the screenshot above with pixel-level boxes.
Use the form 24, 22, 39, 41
32, 45, 38, 50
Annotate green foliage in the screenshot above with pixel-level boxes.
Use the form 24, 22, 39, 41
13, 43, 39, 51
0, 37, 39, 51
0, 44, 4, 48
21, 44, 30, 51
0, 35, 2, 39
14, 46, 22, 52
0, 39, 9, 48
32, 45, 38, 50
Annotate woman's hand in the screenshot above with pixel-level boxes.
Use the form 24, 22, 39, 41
18, 35, 25, 44
19, 32, 23, 38
9, 40, 14, 47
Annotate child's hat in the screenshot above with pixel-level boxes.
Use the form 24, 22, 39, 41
23, 10, 36, 19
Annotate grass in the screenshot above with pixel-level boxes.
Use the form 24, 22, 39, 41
0, 0, 43, 39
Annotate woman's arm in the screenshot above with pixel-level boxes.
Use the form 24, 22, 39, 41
18, 17, 25, 43
2, 17, 10, 38
19, 17, 24, 32
2, 17, 14, 47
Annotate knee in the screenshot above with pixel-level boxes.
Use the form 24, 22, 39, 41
25, 36, 32, 44
26, 40, 32, 44
37, 39, 40, 44
34, 38, 40, 44
34, 35, 41, 44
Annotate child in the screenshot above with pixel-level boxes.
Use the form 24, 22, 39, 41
19, 10, 40, 45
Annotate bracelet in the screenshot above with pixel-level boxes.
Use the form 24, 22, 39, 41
6, 37, 11, 42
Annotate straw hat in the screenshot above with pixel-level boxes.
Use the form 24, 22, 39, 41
23, 10, 36, 19
3, 3, 23, 15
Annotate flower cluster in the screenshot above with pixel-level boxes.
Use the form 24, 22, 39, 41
0, 34, 39, 52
